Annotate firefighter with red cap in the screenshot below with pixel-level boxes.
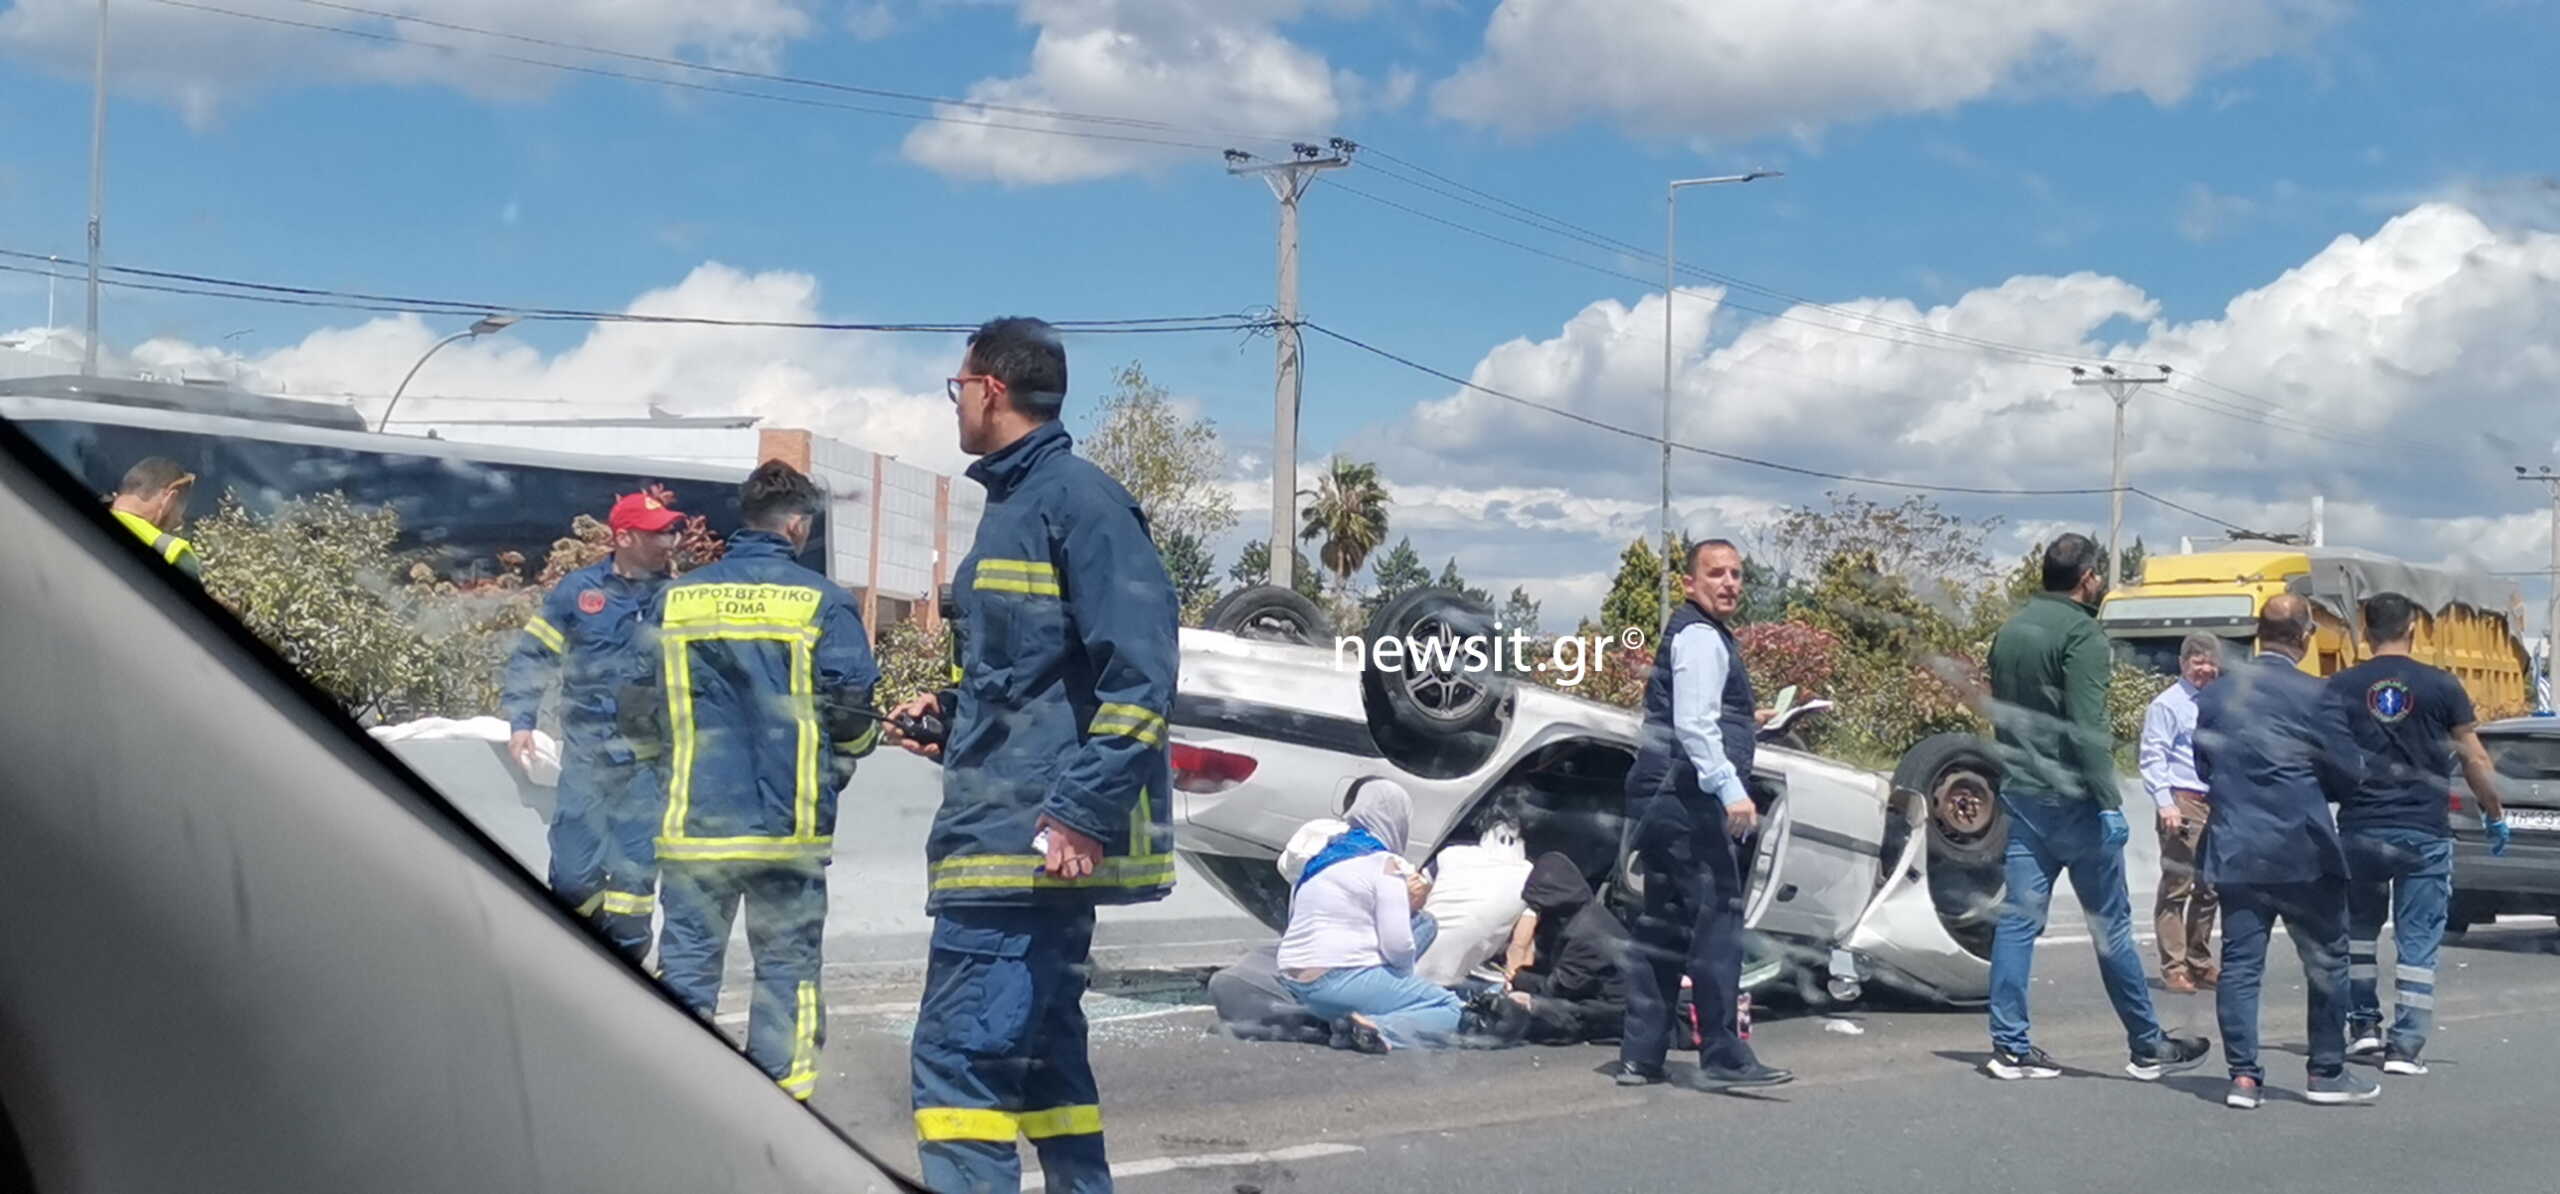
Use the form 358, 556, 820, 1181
502, 489, 688, 962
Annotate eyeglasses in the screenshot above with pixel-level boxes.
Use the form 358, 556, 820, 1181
946, 374, 998, 403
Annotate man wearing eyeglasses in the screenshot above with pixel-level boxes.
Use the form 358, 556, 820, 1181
889, 316, 1179, 1194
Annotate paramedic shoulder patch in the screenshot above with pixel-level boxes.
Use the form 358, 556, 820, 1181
664, 583, 823, 628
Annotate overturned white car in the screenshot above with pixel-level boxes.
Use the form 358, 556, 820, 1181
1167, 586, 2010, 1007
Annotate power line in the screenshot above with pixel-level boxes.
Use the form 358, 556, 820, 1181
1354, 146, 2124, 371
0, 252, 1263, 334
1298, 320, 2123, 498
276, 0, 1245, 137
146, 0, 1249, 155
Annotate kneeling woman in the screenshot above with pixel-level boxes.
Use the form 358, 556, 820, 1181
1277, 779, 1463, 1052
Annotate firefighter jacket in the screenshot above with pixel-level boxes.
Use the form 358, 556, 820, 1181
500, 559, 669, 758
928, 419, 1180, 912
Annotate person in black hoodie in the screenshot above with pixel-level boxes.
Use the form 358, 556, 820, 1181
1502, 852, 1632, 1045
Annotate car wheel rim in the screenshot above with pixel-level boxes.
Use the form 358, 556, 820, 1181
1933, 768, 1996, 842
1399, 613, 1488, 720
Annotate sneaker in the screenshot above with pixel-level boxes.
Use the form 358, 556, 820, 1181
1615, 1063, 1667, 1087
1986, 1046, 2063, 1080
1699, 1060, 1794, 1088
2381, 1046, 2428, 1077
2347, 1027, 2385, 1058
2127, 1034, 2213, 1081
2305, 1070, 2383, 1104
2226, 1076, 2263, 1109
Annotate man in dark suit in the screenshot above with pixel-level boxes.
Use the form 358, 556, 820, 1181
2193, 595, 2379, 1110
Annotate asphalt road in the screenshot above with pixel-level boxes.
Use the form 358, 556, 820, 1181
401, 738, 2560, 1192
801, 917, 2560, 1194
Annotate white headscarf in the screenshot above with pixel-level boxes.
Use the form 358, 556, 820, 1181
1343, 776, 1413, 856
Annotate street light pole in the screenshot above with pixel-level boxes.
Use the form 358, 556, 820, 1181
1662, 171, 1779, 627
377, 315, 518, 432
2519, 466, 2560, 712
2071, 365, 2172, 589
84, 0, 108, 376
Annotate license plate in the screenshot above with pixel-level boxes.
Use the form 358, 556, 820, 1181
2509, 809, 2560, 832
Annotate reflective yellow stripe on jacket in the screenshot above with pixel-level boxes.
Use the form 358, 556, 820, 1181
973, 558, 1060, 596
111, 508, 192, 567
926, 853, 1178, 893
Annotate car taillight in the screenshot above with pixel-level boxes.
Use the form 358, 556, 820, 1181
1171, 743, 1258, 794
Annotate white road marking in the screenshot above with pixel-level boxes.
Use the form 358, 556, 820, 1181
1023, 1142, 1364, 1191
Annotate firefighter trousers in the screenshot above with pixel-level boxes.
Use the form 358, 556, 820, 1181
547, 752, 661, 964
911, 903, 1108, 1194
658, 861, 828, 1100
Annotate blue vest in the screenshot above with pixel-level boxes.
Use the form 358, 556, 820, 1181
1626, 602, 1755, 835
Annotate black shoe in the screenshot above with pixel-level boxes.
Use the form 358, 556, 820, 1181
1699, 1061, 1794, 1088
2127, 1033, 2212, 1081
1336, 1016, 1389, 1055
2306, 1069, 2383, 1104
1985, 1046, 2062, 1080
1615, 1063, 1668, 1087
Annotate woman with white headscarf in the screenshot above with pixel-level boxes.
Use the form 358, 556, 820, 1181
1276, 778, 1464, 1052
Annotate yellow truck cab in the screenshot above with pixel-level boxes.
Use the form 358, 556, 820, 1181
2098, 540, 2535, 720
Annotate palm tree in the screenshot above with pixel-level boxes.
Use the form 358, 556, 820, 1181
1298, 456, 1390, 598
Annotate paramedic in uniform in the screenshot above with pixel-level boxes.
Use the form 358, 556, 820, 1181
888, 317, 1179, 1194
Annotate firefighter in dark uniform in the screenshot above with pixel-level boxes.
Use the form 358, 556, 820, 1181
500, 490, 686, 962
1616, 538, 1793, 1089
888, 317, 1178, 1194
631, 461, 879, 1102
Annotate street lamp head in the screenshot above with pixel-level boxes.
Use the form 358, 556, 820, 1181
468, 314, 519, 336
1743, 170, 1784, 182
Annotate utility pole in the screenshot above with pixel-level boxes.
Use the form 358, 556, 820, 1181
2518, 465, 2560, 711
1227, 140, 1352, 596
84, 0, 108, 375
2071, 364, 2172, 589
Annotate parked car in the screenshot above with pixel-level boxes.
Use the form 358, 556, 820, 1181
2450, 716, 2560, 931
1167, 586, 2010, 1007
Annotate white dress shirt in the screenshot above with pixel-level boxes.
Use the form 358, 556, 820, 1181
1670, 622, 1753, 812
2138, 678, 2205, 810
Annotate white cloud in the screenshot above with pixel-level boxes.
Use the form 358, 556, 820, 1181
0, 0, 818, 126
91, 262, 974, 475
1432, 0, 2347, 140
899, 0, 1349, 185
1339, 200, 2560, 628
2177, 182, 2256, 242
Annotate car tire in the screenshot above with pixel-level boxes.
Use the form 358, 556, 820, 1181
1894, 732, 2007, 870
2447, 891, 2496, 935
1361, 586, 1509, 739
1204, 584, 1331, 645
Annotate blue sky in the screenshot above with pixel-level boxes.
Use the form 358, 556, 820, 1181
3, 0, 2556, 624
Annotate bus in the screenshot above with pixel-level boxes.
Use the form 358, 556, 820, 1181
2099, 540, 2533, 719
0, 374, 820, 576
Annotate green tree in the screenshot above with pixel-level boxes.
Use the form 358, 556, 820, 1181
1367, 536, 1430, 609
1739, 557, 1802, 625
2118, 537, 2147, 585
1435, 558, 1491, 606
1297, 456, 1390, 597
873, 617, 954, 712
1229, 538, 1325, 602
1762, 492, 2002, 588
1600, 536, 1667, 634
1080, 362, 1239, 546
1499, 586, 1543, 636
1159, 529, 1220, 623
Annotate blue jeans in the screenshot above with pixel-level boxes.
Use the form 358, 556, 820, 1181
1988, 794, 2166, 1055
2217, 877, 2351, 1081
1281, 914, 1462, 1050
2344, 827, 2453, 1056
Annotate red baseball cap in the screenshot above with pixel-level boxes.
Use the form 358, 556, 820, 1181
608, 491, 685, 533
